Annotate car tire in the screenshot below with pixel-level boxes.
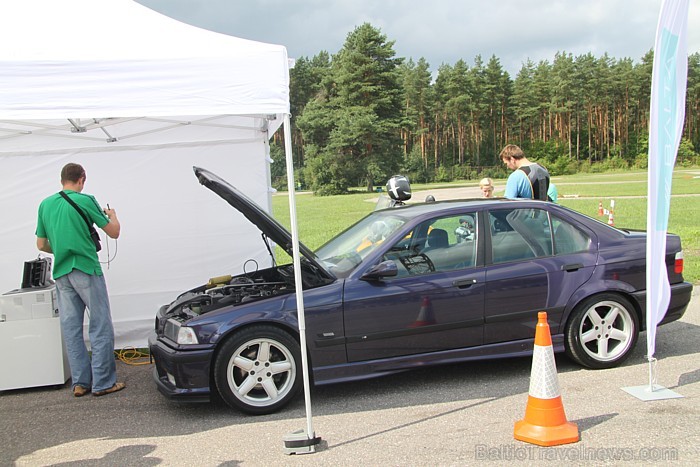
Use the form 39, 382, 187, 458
214, 325, 302, 414
565, 294, 639, 369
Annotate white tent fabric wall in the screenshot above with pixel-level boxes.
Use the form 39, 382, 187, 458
0, 0, 291, 348
0, 137, 275, 347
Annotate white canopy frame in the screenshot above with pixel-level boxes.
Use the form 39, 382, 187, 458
1, 0, 318, 448
0, 116, 273, 144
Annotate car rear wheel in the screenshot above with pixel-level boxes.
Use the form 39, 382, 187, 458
214, 326, 301, 414
565, 294, 639, 369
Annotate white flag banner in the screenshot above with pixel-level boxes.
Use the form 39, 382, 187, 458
646, 0, 689, 358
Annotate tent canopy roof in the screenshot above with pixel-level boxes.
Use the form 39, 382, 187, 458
0, 0, 290, 121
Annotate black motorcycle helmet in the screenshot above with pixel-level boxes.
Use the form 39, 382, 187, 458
386, 175, 411, 202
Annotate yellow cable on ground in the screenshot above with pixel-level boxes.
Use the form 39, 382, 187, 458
114, 347, 152, 365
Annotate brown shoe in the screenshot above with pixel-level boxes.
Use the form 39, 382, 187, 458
73, 385, 90, 397
92, 382, 126, 397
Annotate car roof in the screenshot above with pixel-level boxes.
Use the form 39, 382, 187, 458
372, 197, 618, 237
376, 197, 543, 217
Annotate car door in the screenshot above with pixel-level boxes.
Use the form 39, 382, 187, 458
342, 212, 485, 362
484, 207, 596, 344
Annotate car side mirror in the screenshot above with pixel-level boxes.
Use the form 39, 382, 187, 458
360, 260, 398, 281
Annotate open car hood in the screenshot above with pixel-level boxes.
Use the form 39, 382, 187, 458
194, 166, 334, 281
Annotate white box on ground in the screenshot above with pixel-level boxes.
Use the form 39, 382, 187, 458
0, 286, 70, 391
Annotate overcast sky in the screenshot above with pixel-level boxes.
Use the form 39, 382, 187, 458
136, 0, 699, 75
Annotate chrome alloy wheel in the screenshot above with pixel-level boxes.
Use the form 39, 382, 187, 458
577, 299, 635, 362
566, 294, 640, 369
227, 337, 297, 408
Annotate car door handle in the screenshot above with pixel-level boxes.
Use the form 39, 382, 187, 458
562, 263, 583, 272
453, 278, 477, 288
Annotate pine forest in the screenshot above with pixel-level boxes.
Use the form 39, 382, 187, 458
270, 23, 700, 194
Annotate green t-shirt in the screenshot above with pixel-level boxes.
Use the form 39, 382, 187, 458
36, 190, 110, 279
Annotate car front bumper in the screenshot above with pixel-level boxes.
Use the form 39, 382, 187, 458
148, 333, 214, 402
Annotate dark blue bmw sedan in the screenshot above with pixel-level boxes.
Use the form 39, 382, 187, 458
149, 167, 693, 414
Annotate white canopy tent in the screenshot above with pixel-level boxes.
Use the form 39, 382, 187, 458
0, 0, 292, 348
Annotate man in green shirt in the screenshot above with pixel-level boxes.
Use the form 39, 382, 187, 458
36, 163, 125, 397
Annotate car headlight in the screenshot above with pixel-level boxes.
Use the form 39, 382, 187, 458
176, 326, 199, 345
164, 318, 199, 345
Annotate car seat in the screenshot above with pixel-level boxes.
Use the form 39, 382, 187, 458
426, 228, 448, 249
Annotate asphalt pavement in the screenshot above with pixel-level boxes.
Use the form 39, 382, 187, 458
1, 288, 699, 466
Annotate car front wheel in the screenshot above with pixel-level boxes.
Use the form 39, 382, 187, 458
565, 294, 639, 369
214, 326, 301, 414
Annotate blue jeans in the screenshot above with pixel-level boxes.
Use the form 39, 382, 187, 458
55, 269, 116, 392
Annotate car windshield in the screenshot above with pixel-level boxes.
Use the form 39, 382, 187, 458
315, 211, 407, 277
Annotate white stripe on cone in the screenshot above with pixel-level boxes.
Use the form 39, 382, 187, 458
528, 344, 561, 400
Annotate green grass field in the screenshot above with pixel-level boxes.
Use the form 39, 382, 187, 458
272, 169, 699, 284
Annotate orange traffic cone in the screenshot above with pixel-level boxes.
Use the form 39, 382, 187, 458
410, 296, 436, 327
514, 312, 579, 447
598, 201, 603, 216
607, 212, 614, 226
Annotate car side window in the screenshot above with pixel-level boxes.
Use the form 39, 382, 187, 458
551, 216, 591, 255
489, 208, 553, 263
383, 213, 478, 276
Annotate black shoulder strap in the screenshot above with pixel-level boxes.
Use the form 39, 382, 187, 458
59, 191, 95, 231
518, 165, 549, 201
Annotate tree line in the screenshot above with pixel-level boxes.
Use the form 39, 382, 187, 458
270, 23, 700, 194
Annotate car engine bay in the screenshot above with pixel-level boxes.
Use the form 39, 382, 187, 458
163, 267, 295, 322
156, 257, 335, 330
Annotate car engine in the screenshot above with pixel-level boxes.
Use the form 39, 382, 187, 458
154, 257, 335, 338
161, 267, 295, 323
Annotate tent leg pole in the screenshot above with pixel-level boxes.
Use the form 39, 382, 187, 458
281, 114, 321, 454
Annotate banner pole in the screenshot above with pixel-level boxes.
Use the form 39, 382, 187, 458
622, 0, 688, 402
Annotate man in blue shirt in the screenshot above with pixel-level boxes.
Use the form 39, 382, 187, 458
500, 144, 551, 201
